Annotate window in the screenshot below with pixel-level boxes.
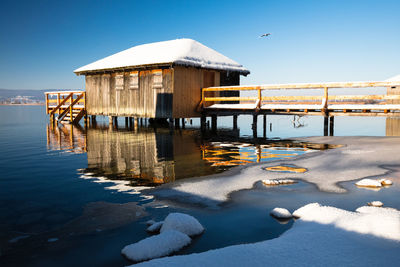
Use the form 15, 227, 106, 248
129, 71, 139, 89
152, 70, 162, 89
115, 73, 124, 90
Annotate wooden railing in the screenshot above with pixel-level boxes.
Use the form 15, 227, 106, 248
199, 81, 400, 115
45, 91, 86, 124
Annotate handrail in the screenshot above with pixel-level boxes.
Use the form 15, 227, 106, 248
50, 93, 73, 115
199, 81, 400, 112
203, 80, 400, 91
57, 93, 84, 122
45, 90, 86, 124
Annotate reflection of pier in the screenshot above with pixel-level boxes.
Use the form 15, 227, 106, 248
46, 123, 87, 153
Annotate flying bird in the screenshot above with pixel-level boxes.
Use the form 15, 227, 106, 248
260, 33, 271, 38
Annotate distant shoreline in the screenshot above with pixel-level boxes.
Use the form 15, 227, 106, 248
0, 103, 44, 106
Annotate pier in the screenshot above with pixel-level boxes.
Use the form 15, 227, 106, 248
45, 80, 400, 137
198, 80, 400, 137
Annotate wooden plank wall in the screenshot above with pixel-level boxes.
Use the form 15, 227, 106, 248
85, 68, 173, 118
386, 117, 400, 136
387, 86, 400, 104
173, 66, 220, 117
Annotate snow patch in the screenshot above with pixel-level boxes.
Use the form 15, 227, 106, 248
160, 213, 204, 236
262, 179, 297, 186
270, 208, 292, 219
293, 203, 400, 241
122, 230, 191, 262
355, 178, 393, 188
147, 221, 164, 233
368, 201, 383, 207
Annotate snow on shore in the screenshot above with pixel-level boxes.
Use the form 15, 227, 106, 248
123, 213, 204, 262
160, 213, 204, 236
122, 230, 191, 262
150, 137, 400, 207
133, 203, 400, 266
355, 178, 393, 188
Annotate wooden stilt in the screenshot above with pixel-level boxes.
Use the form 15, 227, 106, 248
263, 115, 266, 138
113, 116, 118, 128
135, 118, 139, 129
323, 116, 329, 136
201, 115, 206, 132
169, 118, 174, 128
233, 115, 238, 130
252, 114, 258, 138
175, 118, 180, 128
108, 116, 113, 125
211, 115, 217, 132
181, 118, 185, 129
329, 116, 334, 136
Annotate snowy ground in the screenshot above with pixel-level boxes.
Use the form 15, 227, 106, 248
134, 203, 400, 266
148, 137, 400, 208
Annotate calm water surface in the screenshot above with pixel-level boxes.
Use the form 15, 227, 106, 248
1, 105, 400, 267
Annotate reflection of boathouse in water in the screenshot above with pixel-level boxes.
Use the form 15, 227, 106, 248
46, 117, 400, 185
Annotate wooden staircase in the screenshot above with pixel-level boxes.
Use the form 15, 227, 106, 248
45, 91, 86, 124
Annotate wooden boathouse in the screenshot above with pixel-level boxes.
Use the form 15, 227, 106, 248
73, 38, 249, 124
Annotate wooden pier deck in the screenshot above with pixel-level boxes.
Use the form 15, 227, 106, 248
198, 80, 400, 136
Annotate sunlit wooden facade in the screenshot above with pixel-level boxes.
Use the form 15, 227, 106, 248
83, 65, 242, 118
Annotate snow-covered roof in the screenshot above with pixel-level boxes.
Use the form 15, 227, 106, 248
74, 39, 250, 75
385, 74, 400, 82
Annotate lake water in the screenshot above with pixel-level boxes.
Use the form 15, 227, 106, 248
1, 105, 400, 266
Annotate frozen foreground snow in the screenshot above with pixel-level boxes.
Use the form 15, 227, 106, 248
160, 213, 204, 236
149, 137, 400, 207
123, 213, 204, 262
134, 203, 400, 267
122, 230, 191, 262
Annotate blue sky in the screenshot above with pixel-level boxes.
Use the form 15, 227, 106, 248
0, 0, 399, 89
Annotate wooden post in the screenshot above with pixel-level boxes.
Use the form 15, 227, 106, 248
175, 118, 180, 128
252, 114, 258, 138
168, 118, 174, 128
135, 118, 139, 129
323, 116, 329, 136
45, 93, 49, 114
211, 115, 217, 132
69, 104, 73, 124
323, 87, 329, 116
201, 115, 206, 132
263, 115, 267, 138
233, 115, 238, 130
113, 116, 118, 128
181, 118, 185, 129
91, 115, 96, 125
109, 116, 113, 125
329, 116, 334, 136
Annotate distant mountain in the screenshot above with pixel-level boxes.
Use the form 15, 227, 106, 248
0, 89, 79, 104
